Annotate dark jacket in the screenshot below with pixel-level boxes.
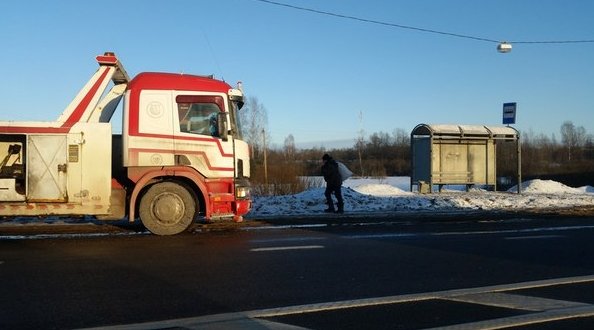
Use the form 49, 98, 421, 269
321, 158, 342, 187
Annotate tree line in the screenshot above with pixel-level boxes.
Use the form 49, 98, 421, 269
241, 97, 594, 195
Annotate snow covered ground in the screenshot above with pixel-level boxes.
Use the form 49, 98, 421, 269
247, 177, 594, 218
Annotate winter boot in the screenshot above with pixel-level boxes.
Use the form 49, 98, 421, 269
336, 204, 344, 214
325, 198, 335, 213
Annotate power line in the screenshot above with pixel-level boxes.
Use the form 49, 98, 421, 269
252, 0, 594, 45
253, 0, 496, 43
512, 39, 594, 44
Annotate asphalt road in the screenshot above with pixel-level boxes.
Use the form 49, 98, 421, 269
1, 215, 594, 329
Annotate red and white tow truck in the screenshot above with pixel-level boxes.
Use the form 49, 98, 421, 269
0, 52, 251, 235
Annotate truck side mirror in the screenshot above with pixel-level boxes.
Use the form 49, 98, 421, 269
218, 112, 228, 141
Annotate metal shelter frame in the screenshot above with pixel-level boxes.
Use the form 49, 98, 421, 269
410, 124, 521, 193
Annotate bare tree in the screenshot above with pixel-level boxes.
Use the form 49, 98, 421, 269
240, 96, 269, 159
392, 128, 411, 175
356, 111, 365, 176
283, 134, 296, 160
560, 121, 587, 161
392, 128, 410, 147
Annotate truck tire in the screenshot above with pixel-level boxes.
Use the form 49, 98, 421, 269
139, 182, 197, 235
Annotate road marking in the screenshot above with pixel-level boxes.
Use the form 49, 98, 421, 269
247, 274, 594, 318
0, 231, 148, 240
344, 233, 418, 239
505, 235, 564, 240
446, 292, 589, 312
250, 245, 324, 252
430, 225, 594, 236
81, 274, 594, 330
80, 312, 306, 330
250, 236, 327, 244
83, 274, 594, 330
243, 224, 328, 231
429, 306, 594, 330
343, 225, 594, 240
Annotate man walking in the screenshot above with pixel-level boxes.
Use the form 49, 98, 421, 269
321, 153, 344, 213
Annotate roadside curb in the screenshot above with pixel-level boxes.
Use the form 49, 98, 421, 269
1, 206, 593, 237
245, 206, 594, 226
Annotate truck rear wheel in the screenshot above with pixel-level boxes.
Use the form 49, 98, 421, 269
139, 182, 197, 235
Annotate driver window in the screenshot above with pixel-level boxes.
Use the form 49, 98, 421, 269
177, 95, 224, 138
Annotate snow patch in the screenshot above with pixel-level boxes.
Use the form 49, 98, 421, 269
248, 177, 594, 218
510, 179, 584, 194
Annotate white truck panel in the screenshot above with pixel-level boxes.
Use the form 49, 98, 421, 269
27, 135, 68, 202
124, 90, 176, 167
0, 179, 25, 201
138, 90, 174, 136
68, 123, 112, 208
125, 135, 175, 167
0, 121, 63, 128
173, 138, 234, 178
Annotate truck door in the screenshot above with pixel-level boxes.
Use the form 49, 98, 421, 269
27, 135, 68, 202
174, 95, 232, 177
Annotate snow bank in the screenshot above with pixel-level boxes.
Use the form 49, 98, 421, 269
510, 179, 585, 194
247, 177, 594, 218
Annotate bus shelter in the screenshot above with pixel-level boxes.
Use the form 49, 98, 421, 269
410, 124, 521, 193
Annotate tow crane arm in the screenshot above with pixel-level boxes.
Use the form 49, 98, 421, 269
56, 52, 130, 126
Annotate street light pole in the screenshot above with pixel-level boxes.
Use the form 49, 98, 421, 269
262, 129, 268, 187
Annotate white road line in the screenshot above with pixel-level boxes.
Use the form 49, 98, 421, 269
428, 305, 594, 330
250, 245, 324, 252
430, 225, 594, 236
0, 231, 148, 240
81, 274, 594, 330
249, 236, 327, 244
344, 233, 418, 239
505, 235, 564, 240
243, 224, 328, 231
445, 292, 589, 312
247, 274, 594, 318
343, 225, 594, 240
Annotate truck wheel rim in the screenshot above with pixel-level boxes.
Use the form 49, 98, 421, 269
151, 192, 185, 225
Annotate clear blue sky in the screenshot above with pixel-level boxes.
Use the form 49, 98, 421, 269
1, 0, 592, 148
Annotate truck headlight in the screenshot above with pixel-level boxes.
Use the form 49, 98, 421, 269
236, 186, 251, 199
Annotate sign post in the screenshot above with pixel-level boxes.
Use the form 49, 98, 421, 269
502, 102, 521, 194
503, 102, 516, 125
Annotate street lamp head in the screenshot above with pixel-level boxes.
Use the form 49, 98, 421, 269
497, 42, 512, 53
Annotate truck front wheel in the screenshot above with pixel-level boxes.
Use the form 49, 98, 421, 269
139, 182, 197, 235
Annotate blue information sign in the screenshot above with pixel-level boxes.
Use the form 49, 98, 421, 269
503, 102, 516, 124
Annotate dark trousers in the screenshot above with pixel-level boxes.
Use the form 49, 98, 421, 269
324, 185, 344, 211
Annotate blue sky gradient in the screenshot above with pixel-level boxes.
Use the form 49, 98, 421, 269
1, 0, 592, 148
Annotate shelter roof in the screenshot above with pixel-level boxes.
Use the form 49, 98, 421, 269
411, 124, 518, 140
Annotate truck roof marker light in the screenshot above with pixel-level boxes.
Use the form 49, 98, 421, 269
96, 51, 118, 65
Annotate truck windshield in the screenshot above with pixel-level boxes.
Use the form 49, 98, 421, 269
229, 100, 244, 140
